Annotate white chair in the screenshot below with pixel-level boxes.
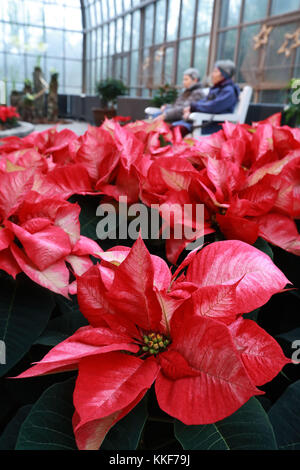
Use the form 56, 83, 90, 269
189, 85, 253, 137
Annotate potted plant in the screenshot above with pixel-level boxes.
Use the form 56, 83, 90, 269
150, 83, 178, 108
93, 78, 128, 126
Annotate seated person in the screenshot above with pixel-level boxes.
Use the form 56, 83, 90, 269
153, 68, 205, 122
178, 60, 240, 135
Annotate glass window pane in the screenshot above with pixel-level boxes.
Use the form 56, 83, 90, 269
196, 0, 214, 34
109, 22, 116, 55
116, 18, 123, 53
122, 55, 129, 83
130, 50, 139, 86
124, 0, 132, 11
217, 29, 238, 61
24, 1, 44, 26
102, 57, 108, 79
132, 10, 140, 47
46, 29, 64, 58
164, 46, 174, 84
67, 8, 83, 31
177, 39, 192, 83
44, 4, 64, 28
25, 27, 46, 57
243, 0, 268, 23
90, 4, 96, 27
65, 60, 82, 88
91, 30, 97, 59
219, 0, 242, 28
124, 14, 131, 51
154, 0, 166, 44
294, 46, 300, 77
271, 0, 300, 16
65, 32, 83, 60
237, 24, 260, 83
264, 22, 298, 82
102, 0, 108, 22
166, 0, 180, 41
97, 28, 102, 57
7, 54, 25, 86
153, 47, 164, 86
142, 47, 150, 86
194, 35, 210, 79
85, 5, 91, 30
2, 0, 24, 24
3, 23, 25, 54
180, 0, 196, 38
96, 1, 102, 24
259, 90, 287, 104
103, 25, 109, 56
144, 4, 154, 47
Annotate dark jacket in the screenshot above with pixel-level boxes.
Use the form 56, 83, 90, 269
189, 78, 240, 135
164, 83, 205, 122
190, 78, 240, 114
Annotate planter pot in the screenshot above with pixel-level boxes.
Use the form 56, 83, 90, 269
92, 107, 116, 126
0, 121, 34, 139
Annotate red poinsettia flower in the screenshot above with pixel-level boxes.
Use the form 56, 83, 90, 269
0, 106, 20, 124
15, 237, 290, 450
189, 116, 300, 256
0, 168, 102, 296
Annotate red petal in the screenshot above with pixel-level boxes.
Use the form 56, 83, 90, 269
186, 240, 289, 314
77, 265, 115, 327
15, 325, 138, 379
37, 164, 92, 199
156, 315, 261, 424
73, 389, 148, 450
0, 168, 34, 219
191, 283, 240, 324
107, 237, 163, 331
0, 248, 21, 278
8, 222, 72, 271
216, 213, 259, 245
229, 318, 291, 385
73, 353, 158, 424
257, 212, 300, 256
10, 243, 70, 297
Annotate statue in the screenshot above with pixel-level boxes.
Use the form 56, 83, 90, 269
33, 66, 48, 122
47, 72, 59, 122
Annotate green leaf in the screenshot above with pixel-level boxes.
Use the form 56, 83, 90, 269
269, 381, 300, 450
0, 405, 32, 450
0, 273, 55, 377
102, 395, 148, 450
174, 397, 277, 450
69, 195, 101, 240
35, 294, 88, 346
243, 307, 260, 321
253, 237, 273, 260
15, 377, 77, 450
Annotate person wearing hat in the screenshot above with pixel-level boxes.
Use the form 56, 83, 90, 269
153, 68, 205, 123
179, 60, 240, 135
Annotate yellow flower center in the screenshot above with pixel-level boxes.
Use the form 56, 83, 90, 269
141, 332, 170, 356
